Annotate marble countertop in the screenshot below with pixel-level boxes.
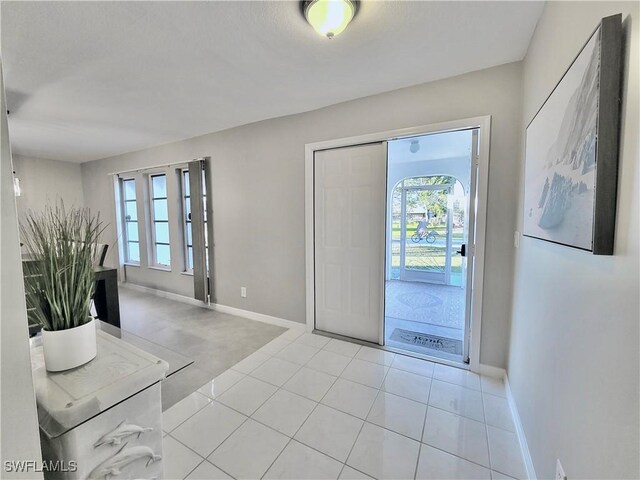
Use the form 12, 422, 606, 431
30, 329, 169, 439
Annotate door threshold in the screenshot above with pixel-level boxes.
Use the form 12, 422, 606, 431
384, 344, 469, 370
312, 329, 470, 371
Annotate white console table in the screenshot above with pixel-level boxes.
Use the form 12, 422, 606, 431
31, 329, 169, 479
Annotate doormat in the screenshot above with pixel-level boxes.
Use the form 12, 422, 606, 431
389, 328, 463, 355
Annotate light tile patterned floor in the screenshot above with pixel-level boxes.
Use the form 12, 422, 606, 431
162, 328, 526, 480
385, 280, 465, 363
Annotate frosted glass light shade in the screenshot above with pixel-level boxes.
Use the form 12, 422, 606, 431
304, 0, 356, 39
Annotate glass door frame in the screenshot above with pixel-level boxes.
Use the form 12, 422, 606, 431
386, 128, 479, 364
463, 129, 479, 363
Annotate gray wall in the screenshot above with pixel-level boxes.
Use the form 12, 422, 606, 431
508, 2, 639, 479
1, 64, 43, 478
82, 61, 524, 368
12, 154, 84, 221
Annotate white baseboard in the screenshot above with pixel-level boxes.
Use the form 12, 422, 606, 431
121, 282, 203, 306
478, 363, 506, 379
504, 375, 537, 480
120, 282, 304, 331
211, 303, 304, 330
476, 363, 536, 479
479, 364, 538, 480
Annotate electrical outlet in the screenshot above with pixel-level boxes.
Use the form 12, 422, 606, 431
514, 231, 520, 248
240, 287, 247, 298
556, 459, 567, 480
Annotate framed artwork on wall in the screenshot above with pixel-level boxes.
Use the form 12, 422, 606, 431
523, 14, 623, 255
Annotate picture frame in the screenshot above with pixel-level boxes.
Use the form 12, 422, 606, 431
523, 14, 623, 255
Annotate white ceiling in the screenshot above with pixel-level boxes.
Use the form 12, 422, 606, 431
1, 1, 544, 163
388, 129, 473, 163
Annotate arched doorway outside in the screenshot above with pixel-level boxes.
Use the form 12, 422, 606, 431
389, 175, 467, 287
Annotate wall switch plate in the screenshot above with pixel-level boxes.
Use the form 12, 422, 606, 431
240, 287, 247, 298
556, 459, 567, 480
514, 231, 520, 248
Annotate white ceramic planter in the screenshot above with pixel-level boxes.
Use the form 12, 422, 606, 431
42, 318, 97, 372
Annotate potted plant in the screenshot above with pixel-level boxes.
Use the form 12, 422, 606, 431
21, 203, 106, 372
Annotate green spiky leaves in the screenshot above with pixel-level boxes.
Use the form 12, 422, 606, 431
20, 203, 106, 331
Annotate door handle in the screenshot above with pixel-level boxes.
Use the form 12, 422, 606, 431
456, 244, 466, 257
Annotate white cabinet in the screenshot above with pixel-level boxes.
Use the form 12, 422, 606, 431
31, 330, 168, 479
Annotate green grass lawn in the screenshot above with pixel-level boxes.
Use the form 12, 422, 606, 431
388, 221, 465, 274
391, 221, 464, 241
390, 247, 462, 273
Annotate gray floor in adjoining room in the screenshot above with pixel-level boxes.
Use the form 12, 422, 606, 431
117, 286, 287, 410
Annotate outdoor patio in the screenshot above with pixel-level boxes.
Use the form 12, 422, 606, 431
384, 280, 466, 362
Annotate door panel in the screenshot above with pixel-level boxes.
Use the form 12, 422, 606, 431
323, 263, 343, 311
349, 265, 371, 316
323, 188, 345, 247
315, 143, 387, 343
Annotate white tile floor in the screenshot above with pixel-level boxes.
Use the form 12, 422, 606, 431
161, 328, 527, 480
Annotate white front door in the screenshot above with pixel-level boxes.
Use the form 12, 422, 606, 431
314, 142, 387, 343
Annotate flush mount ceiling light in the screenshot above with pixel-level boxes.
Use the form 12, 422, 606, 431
302, 0, 359, 39
410, 140, 420, 154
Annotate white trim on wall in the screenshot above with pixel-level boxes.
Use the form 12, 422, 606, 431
304, 116, 491, 372
212, 303, 303, 330
112, 174, 125, 281
478, 363, 506, 380
505, 375, 537, 480
477, 365, 536, 479
120, 282, 303, 330
470, 117, 491, 373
